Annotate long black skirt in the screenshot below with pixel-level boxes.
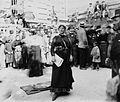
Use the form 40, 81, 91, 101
50, 60, 74, 93
27, 46, 43, 77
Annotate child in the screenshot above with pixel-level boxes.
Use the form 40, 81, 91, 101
4, 38, 13, 68
91, 42, 101, 70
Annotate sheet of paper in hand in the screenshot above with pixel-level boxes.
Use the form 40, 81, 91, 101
54, 53, 64, 67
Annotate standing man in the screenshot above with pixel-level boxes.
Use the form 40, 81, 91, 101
67, 25, 78, 67
106, 22, 120, 78
76, 22, 88, 69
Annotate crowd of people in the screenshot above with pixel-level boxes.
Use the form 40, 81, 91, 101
0, 23, 57, 76
0, 17, 118, 75
86, 0, 110, 22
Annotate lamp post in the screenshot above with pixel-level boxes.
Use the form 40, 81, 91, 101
65, 0, 67, 20
11, 0, 17, 17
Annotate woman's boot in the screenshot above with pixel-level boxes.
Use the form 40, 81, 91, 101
52, 93, 59, 101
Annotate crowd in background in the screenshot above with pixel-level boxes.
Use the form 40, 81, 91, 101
0, 5, 119, 77
0, 20, 116, 73
0, 23, 59, 76
86, 0, 110, 21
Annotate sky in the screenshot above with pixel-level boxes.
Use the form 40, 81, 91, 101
0, 0, 10, 9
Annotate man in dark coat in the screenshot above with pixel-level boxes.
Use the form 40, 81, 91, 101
67, 25, 78, 66
106, 22, 120, 78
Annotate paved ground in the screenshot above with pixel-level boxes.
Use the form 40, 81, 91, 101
0, 67, 117, 102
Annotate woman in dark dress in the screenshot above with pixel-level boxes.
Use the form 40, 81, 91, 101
50, 25, 74, 101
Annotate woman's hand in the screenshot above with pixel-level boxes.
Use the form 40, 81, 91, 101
105, 58, 111, 65
52, 56, 56, 62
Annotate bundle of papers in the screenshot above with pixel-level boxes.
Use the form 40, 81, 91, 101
54, 54, 64, 67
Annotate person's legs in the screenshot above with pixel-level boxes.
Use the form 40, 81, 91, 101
92, 62, 97, 70
78, 48, 81, 67
79, 48, 85, 69
82, 48, 87, 69
77, 47, 80, 66
8, 63, 10, 67
112, 60, 119, 78
86, 46, 91, 67
84, 48, 89, 68
73, 46, 78, 66
96, 63, 100, 70
11, 62, 13, 67
6, 63, 8, 68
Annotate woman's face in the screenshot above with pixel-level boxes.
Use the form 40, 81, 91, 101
59, 26, 65, 34
16, 36, 20, 40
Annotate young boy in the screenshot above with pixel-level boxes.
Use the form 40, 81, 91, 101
91, 42, 101, 70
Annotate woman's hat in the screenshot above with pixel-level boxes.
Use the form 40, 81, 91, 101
106, 25, 111, 29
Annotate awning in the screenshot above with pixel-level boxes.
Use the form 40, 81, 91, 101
23, 12, 35, 20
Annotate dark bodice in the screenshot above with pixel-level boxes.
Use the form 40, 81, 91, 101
51, 35, 71, 59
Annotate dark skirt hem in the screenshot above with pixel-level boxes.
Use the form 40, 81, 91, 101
50, 87, 73, 93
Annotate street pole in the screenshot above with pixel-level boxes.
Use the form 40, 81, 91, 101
65, 0, 67, 21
